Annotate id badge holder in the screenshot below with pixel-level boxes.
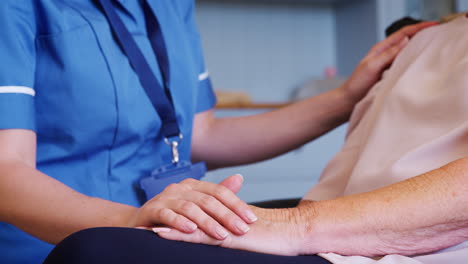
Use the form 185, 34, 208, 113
139, 161, 206, 201
139, 134, 206, 201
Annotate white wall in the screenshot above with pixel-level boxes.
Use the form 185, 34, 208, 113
376, 0, 406, 40
456, 0, 468, 11
335, 0, 378, 75
196, 0, 336, 101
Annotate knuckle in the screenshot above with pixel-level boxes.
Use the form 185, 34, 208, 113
213, 186, 230, 198
157, 208, 173, 221
165, 183, 179, 193
174, 214, 189, 227
403, 23, 418, 32
394, 30, 405, 38
181, 178, 197, 185
167, 183, 191, 193
220, 212, 238, 226
180, 200, 197, 213
363, 60, 378, 73
201, 218, 217, 231
200, 195, 218, 207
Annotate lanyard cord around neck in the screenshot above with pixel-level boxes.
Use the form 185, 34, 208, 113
98, 0, 182, 163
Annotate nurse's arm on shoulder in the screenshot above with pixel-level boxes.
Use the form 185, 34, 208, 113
191, 22, 437, 169
156, 157, 468, 257
0, 130, 255, 244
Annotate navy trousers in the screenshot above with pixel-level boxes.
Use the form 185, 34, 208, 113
44, 227, 331, 264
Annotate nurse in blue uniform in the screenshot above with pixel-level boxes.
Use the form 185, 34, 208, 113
0, 0, 432, 263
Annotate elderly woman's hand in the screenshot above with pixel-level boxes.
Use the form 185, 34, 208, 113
152, 204, 314, 256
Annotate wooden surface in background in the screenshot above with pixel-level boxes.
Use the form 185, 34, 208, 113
215, 102, 291, 109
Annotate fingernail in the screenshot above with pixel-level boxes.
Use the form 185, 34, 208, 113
216, 226, 229, 239
235, 220, 250, 233
152, 227, 171, 233
185, 222, 198, 232
235, 174, 244, 183
245, 210, 258, 222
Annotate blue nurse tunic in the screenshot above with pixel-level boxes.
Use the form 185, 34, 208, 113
0, 0, 216, 263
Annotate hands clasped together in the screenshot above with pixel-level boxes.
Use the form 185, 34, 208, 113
133, 173, 309, 256
129, 174, 257, 241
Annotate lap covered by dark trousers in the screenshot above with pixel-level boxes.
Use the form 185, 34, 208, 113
44, 227, 332, 264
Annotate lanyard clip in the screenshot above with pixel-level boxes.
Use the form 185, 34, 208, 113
164, 134, 183, 164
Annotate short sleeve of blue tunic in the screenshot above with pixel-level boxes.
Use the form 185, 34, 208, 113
0, 1, 216, 263
0, 2, 36, 130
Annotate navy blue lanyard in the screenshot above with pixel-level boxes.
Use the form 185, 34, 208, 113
99, 0, 183, 163
98, 0, 180, 140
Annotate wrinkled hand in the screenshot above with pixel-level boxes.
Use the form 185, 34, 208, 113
153, 206, 310, 256
128, 175, 258, 240
340, 21, 438, 103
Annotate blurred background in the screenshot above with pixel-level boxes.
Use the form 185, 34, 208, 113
197, 0, 467, 202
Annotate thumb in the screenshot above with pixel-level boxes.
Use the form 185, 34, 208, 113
219, 174, 244, 194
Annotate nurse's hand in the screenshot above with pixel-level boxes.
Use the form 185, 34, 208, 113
339, 21, 438, 103
128, 174, 258, 240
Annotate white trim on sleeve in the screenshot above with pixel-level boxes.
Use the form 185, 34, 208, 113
198, 71, 209, 81
0, 86, 35, 96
